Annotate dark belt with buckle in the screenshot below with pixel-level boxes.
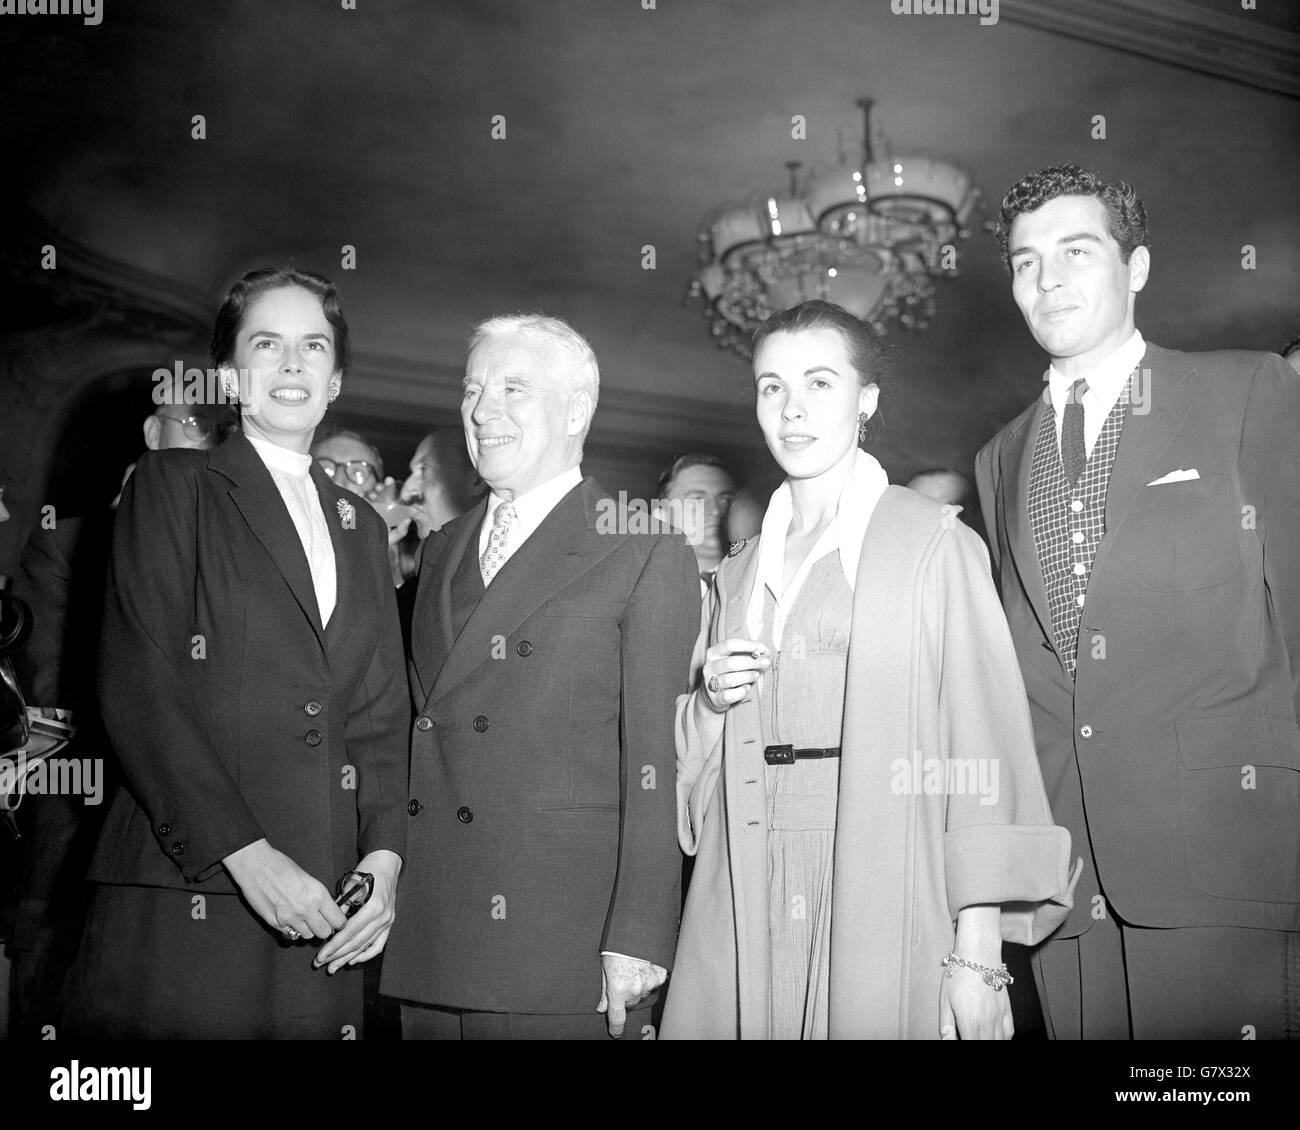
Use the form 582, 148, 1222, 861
764, 744, 841, 765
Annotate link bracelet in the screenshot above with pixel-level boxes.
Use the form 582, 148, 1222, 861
941, 951, 1014, 991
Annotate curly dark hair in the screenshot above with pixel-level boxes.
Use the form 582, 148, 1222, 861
995, 164, 1149, 272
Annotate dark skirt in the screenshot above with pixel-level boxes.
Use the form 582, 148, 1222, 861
64, 882, 364, 1039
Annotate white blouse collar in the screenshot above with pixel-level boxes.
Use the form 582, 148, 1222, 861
246, 432, 314, 479
745, 447, 889, 645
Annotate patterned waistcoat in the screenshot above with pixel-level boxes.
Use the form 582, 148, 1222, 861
1027, 378, 1131, 676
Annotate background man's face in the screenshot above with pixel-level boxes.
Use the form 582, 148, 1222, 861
314, 433, 382, 496
401, 436, 478, 538
157, 413, 214, 450
664, 464, 736, 565
1008, 194, 1146, 370
462, 331, 582, 500
907, 470, 969, 507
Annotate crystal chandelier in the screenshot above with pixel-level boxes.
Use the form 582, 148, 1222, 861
688, 98, 981, 357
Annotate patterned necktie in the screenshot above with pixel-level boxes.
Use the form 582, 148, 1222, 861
480, 501, 517, 586
1061, 378, 1088, 485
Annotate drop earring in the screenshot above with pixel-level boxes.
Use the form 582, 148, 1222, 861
857, 411, 869, 445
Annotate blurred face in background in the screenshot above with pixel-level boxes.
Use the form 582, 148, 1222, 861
726, 488, 763, 542
753, 327, 877, 482
663, 463, 736, 570
143, 407, 228, 452
400, 434, 480, 539
224, 285, 340, 454
907, 470, 971, 508
313, 433, 382, 498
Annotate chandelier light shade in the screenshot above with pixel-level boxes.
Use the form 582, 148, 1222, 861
689, 98, 981, 357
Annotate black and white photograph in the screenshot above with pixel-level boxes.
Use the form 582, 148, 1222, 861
0, 0, 1296, 1108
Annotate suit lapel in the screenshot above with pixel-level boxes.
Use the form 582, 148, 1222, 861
410, 502, 484, 705
1091, 345, 1196, 581
211, 433, 326, 652
1002, 396, 1056, 648
721, 537, 762, 642
425, 479, 618, 710
318, 467, 361, 656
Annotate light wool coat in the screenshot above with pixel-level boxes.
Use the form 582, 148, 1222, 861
662, 486, 1079, 1039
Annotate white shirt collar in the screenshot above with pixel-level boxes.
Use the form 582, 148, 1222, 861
1046, 330, 1146, 415
480, 465, 583, 553
246, 432, 313, 479
745, 448, 889, 647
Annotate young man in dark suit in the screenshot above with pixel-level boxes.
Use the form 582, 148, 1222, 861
975, 164, 1300, 1039
382, 314, 700, 1039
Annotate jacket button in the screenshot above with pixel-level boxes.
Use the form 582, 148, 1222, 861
415, 716, 433, 732
304, 729, 323, 746
1079, 724, 1094, 739
457, 806, 474, 823
516, 640, 533, 657
157, 823, 171, 836
304, 701, 322, 717
472, 716, 489, 733
408, 799, 423, 816
171, 842, 185, 856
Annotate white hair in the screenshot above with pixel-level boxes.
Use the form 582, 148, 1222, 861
468, 313, 600, 412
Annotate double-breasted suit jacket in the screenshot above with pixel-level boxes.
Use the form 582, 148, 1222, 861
381, 476, 701, 1015
975, 344, 1300, 939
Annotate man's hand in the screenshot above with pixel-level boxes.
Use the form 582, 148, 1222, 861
596, 953, 667, 1037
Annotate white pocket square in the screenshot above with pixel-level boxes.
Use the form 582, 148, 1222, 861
1147, 468, 1200, 486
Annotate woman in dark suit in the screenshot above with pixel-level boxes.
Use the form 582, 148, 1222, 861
66, 268, 408, 1039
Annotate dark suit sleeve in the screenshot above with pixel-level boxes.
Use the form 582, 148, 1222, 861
12, 525, 74, 708
602, 533, 701, 967
1239, 352, 1300, 712
347, 512, 410, 862
99, 454, 266, 882
974, 439, 1002, 577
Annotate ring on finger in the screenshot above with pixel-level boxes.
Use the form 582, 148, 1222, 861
706, 675, 721, 694
283, 926, 300, 941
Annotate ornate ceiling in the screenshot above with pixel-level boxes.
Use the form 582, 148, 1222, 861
2, 0, 1297, 510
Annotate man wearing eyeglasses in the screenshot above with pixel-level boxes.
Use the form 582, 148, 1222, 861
144, 407, 233, 451
6, 377, 231, 1038
312, 429, 385, 497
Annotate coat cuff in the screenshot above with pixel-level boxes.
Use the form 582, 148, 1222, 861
358, 812, 407, 863
944, 823, 1077, 935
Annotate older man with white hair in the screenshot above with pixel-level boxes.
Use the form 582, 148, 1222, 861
382, 313, 700, 1039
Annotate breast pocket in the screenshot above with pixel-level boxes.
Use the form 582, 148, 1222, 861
1131, 473, 1240, 592
1176, 717, 1300, 903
